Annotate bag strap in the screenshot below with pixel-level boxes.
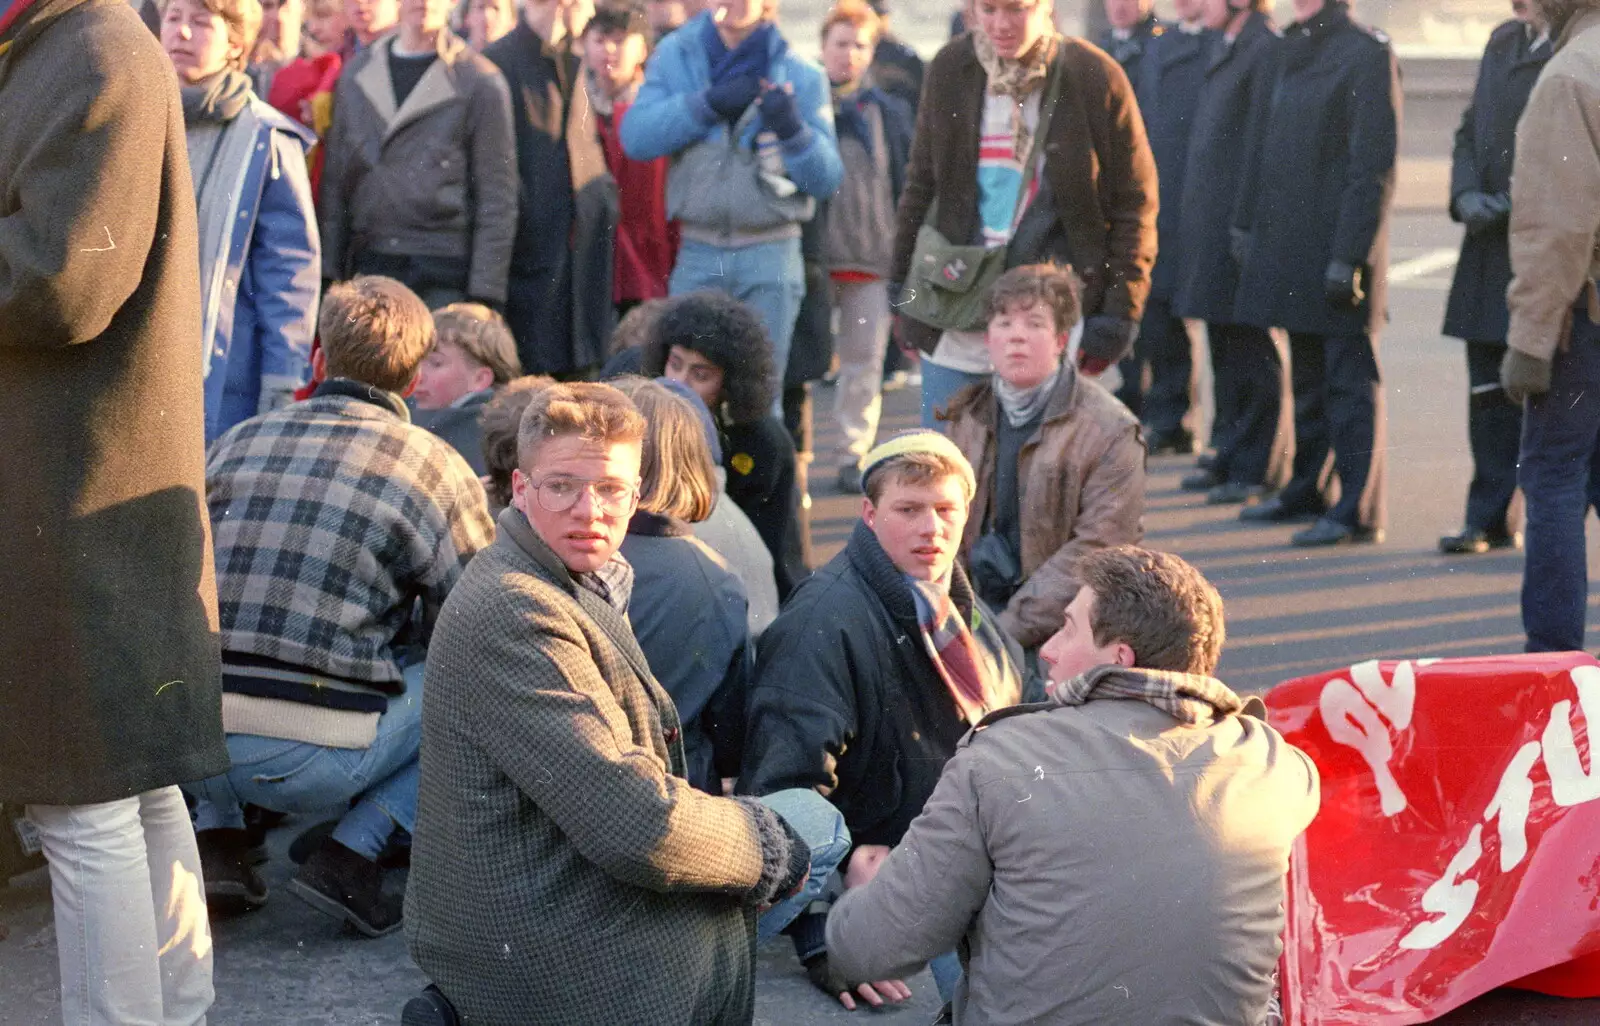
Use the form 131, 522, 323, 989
1011, 51, 1066, 227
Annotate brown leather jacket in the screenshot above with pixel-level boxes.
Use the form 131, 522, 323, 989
319, 31, 518, 302
945, 368, 1146, 649
892, 33, 1158, 351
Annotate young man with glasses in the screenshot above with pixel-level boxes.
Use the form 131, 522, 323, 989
403, 380, 842, 1026
189, 275, 494, 934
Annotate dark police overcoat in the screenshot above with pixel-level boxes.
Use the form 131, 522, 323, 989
1137, 22, 1212, 302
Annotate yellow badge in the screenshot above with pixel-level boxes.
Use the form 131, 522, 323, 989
731, 452, 755, 476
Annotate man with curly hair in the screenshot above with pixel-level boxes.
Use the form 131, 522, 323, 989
643, 290, 807, 595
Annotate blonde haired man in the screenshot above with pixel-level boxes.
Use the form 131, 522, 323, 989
413, 302, 524, 473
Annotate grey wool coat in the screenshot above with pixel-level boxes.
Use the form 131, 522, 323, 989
0, 0, 228, 805
406, 508, 790, 1026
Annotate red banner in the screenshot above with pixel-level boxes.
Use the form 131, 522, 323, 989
1265, 654, 1600, 1025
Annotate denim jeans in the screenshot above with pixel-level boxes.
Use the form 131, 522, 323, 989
25, 787, 213, 1026
670, 237, 805, 417
755, 789, 851, 943
919, 360, 988, 429
187, 663, 423, 859
1519, 309, 1600, 652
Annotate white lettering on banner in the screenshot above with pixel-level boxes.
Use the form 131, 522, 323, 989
1396, 666, 1599, 951
1320, 660, 1419, 817
1543, 667, 1600, 807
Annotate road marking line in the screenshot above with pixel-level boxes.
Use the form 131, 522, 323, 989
1388, 247, 1459, 282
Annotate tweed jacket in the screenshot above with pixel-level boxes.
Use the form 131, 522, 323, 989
206, 379, 493, 694
0, 0, 228, 805
891, 33, 1158, 351
406, 508, 793, 1026
945, 368, 1146, 650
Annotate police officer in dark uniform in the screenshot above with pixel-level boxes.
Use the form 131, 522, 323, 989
1438, 0, 1552, 555
1233, 0, 1399, 547
1174, 0, 1282, 504
1115, 0, 1210, 454
1099, 0, 1162, 83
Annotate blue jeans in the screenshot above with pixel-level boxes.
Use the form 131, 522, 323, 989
919, 360, 988, 429
671, 237, 805, 417
188, 662, 423, 859
1519, 308, 1600, 652
755, 789, 851, 943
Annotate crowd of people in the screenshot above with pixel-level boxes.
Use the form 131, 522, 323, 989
5, 0, 1600, 1022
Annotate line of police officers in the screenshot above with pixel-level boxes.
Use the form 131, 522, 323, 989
1101, 0, 1404, 548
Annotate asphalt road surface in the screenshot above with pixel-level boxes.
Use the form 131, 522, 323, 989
5, 80, 1600, 1026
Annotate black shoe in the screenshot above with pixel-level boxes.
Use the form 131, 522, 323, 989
1180, 469, 1220, 492
1239, 495, 1325, 523
836, 464, 863, 495
288, 838, 403, 937
1196, 453, 1217, 472
1208, 482, 1268, 506
196, 828, 269, 914
287, 819, 338, 865
1438, 527, 1523, 555
241, 804, 285, 862
402, 986, 462, 1026
1291, 517, 1384, 547
1146, 428, 1196, 456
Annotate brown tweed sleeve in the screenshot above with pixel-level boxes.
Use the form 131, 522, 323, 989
465, 584, 773, 896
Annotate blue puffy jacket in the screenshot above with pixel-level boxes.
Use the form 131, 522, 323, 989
201, 100, 320, 443
620, 13, 842, 215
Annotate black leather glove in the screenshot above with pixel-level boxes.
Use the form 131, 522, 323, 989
1454, 191, 1511, 235
1501, 347, 1552, 404
757, 84, 804, 140
1229, 227, 1251, 266
704, 74, 761, 121
1324, 260, 1365, 308
1077, 315, 1140, 374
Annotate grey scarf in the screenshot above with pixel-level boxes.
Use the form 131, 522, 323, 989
1052, 665, 1260, 726
994, 362, 1061, 428
181, 69, 253, 124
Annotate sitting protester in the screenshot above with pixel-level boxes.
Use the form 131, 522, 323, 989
945, 264, 1146, 651
612, 378, 751, 793
644, 290, 807, 597
402, 382, 846, 1026
412, 302, 524, 474
188, 276, 494, 935
825, 545, 1320, 1026
740, 430, 1025, 1011
656, 375, 784, 638
479, 374, 557, 513
162, 0, 321, 443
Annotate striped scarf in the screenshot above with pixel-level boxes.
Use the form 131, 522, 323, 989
908, 574, 1004, 724
1052, 665, 1251, 725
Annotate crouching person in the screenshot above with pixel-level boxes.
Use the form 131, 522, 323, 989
740, 431, 1025, 1010
825, 546, 1320, 1024
189, 276, 495, 934
945, 264, 1146, 653
403, 381, 845, 1026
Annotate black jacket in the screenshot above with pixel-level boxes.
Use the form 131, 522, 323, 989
484, 21, 612, 373
739, 522, 1023, 848
722, 415, 806, 599
1135, 23, 1212, 301
1442, 20, 1551, 344
1173, 12, 1280, 325
1233, 1, 1399, 337
1098, 13, 1161, 84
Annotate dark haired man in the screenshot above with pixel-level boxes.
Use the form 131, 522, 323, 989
944, 264, 1146, 652
190, 276, 494, 933
742, 431, 1025, 1011
826, 545, 1320, 1025
643, 290, 806, 595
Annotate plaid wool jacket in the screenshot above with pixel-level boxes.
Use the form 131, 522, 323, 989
206, 380, 494, 694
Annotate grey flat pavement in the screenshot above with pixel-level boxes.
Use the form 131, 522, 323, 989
7, 97, 1600, 1026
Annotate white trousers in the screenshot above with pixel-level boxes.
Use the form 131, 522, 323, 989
25, 786, 214, 1026
831, 278, 892, 467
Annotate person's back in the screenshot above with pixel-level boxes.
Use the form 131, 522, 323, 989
825, 546, 1318, 1024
